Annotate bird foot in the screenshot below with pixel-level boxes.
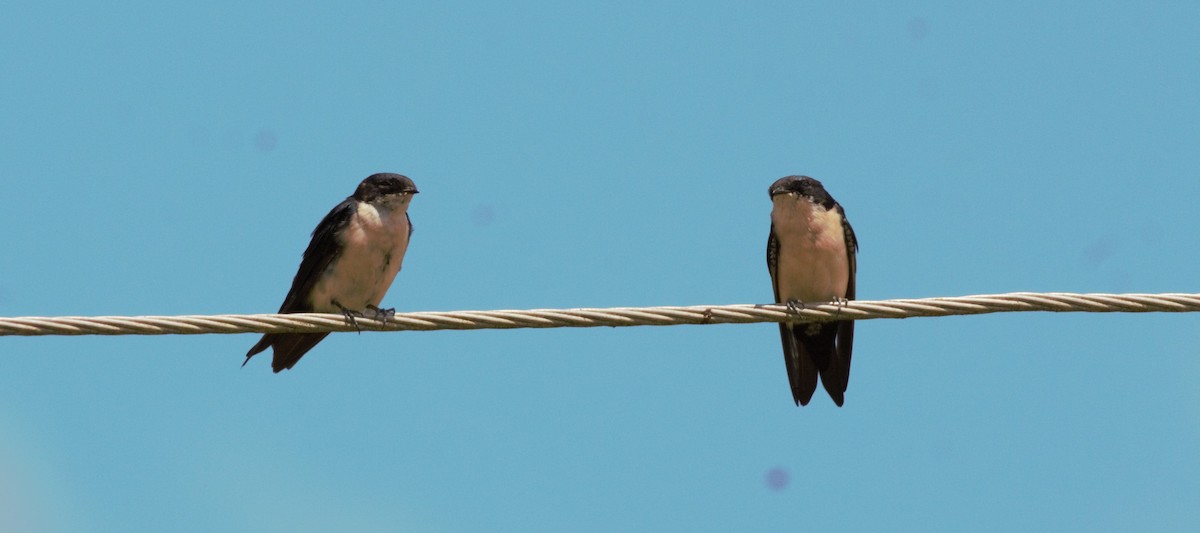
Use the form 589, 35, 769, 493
333, 300, 365, 334
784, 299, 806, 314
831, 297, 849, 320
366, 304, 396, 323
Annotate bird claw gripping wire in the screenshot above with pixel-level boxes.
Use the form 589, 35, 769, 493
366, 304, 396, 323
333, 300, 365, 333
785, 299, 806, 315
832, 297, 849, 320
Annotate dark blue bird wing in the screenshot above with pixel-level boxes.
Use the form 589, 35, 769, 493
244, 197, 356, 372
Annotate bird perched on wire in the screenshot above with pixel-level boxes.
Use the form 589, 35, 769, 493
766, 175, 858, 406
244, 173, 419, 372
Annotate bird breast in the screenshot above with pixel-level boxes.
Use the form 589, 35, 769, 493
771, 197, 850, 303
309, 202, 411, 312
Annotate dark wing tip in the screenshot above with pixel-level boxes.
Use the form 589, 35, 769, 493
243, 335, 273, 367
795, 392, 813, 406
818, 352, 849, 407
272, 354, 297, 373
794, 384, 817, 407
791, 327, 821, 408
830, 392, 845, 407
268, 332, 331, 374
779, 323, 818, 407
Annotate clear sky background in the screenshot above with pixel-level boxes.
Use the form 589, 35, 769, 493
2, 2, 1198, 531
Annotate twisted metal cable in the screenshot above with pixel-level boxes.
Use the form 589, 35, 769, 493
1, 292, 1197, 337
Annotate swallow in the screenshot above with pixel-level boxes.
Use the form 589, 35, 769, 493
766, 175, 858, 406
245, 173, 419, 372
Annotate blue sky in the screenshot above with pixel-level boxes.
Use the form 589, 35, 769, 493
2, 1, 1198, 531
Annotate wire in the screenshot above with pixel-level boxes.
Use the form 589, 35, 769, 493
1, 292, 1196, 337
